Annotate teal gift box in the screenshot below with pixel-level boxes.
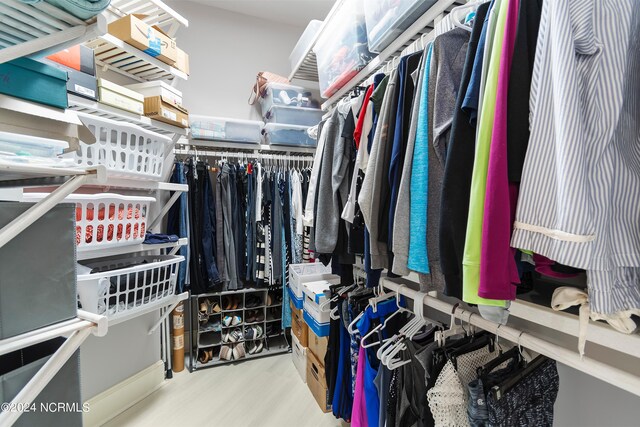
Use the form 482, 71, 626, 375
0, 58, 68, 109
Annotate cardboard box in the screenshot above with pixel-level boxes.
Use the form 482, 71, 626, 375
46, 45, 96, 76
144, 95, 189, 128
174, 47, 189, 75
108, 14, 177, 65
41, 59, 97, 101
306, 352, 331, 413
125, 81, 183, 107
308, 328, 328, 364
290, 300, 308, 347
291, 334, 307, 383
98, 78, 144, 114
0, 58, 68, 109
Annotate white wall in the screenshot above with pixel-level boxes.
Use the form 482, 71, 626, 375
167, 0, 315, 121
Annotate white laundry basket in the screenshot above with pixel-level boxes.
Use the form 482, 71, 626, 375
23, 193, 155, 249
77, 255, 184, 319
67, 113, 171, 180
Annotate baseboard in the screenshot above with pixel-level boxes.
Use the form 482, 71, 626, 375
83, 360, 165, 427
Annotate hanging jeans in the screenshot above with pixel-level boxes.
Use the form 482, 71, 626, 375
167, 162, 188, 293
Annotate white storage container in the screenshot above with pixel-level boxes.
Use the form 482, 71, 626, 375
265, 106, 323, 126
77, 255, 183, 320
190, 115, 263, 144
291, 334, 307, 383
364, 0, 439, 53
289, 20, 323, 73
258, 82, 319, 118
125, 81, 183, 106
302, 280, 332, 311
313, 0, 374, 98
23, 192, 155, 250
66, 113, 170, 180
0, 131, 68, 158
288, 263, 338, 309
263, 123, 316, 147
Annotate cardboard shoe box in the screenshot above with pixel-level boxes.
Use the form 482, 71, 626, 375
108, 14, 177, 65
174, 47, 190, 75
0, 58, 68, 109
40, 59, 98, 101
144, 95, 189, 128
46, 45, 96, 76
98, 78, 144, 114
308, 328, 328, 363
290, 300, 308, 347
306, 352, 331, 413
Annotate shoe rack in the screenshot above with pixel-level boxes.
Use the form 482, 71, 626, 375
188, 288, 290, 370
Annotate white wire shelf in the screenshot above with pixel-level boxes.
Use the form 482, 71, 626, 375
109, 291, 189, 327
184, 139, 317, 154
68, 94, 188, 137
108, 0, 188, 38
0, 161, 91, 182
77, 237, 187, 260
320, 0, 462, 110
86, 33, 187, 82
0, 0, 107, 64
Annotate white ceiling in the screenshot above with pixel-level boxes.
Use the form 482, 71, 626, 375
185, 0, 334, 26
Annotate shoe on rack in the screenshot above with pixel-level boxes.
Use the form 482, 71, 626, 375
245, 310, 256, 324
198, 349, 210, 364
208, 300, 221, 314
220, 345, 232, 361
231, 315, 242, 326
248, 340, 264, 355
255, 310, 265, 322
222, 295, 232, 310
222, 315, 233, 327
199, 311, 209, 326
233, 342, 246, 360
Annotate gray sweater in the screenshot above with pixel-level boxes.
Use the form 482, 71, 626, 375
392, 47, 428, 276
359, 68, 400, 270
314, 102, 348, 254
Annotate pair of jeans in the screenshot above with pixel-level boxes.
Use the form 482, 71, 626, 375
200, 162, 221, 287
167, 162, 188, 292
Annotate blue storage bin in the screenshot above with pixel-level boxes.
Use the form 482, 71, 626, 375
265, 106, 323, 126
288, 286, 303, 310
0, 58, 68, 109
262, 123, 316, 147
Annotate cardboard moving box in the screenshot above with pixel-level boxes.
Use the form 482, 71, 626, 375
108, 14, 177, 65
144, 95, 189, 128
306, 352, 331, 413
308, 328, 328, 364
290, 300, 308, 347
175, 47, 190, 75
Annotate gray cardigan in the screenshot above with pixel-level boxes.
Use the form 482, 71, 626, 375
359, 68, 400, 270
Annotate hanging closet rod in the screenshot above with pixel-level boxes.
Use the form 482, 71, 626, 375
173, 148, 314, 162
381, 278, 640, 398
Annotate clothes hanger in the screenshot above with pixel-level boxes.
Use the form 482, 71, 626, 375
361, 291, 411, 349
450, 0, 485, 33
383, 292, 430, 369
435, 303, 468, 347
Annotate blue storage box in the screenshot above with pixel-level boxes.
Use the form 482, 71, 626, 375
263, 123, 316, 147
0, 58, 68, 109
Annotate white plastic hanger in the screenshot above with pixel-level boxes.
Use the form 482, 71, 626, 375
360, 287, 410, 348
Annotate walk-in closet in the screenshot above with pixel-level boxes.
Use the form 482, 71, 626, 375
0, 0, 639, 426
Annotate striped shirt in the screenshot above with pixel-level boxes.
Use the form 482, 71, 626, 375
511, 0, 640, 316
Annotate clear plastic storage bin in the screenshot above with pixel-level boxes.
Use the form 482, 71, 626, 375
258, 82, 318, 116
265, 106, 323, 127
289, 20, 323, 73
263, 123, 316, 147
364, 0, 438, 53
23, 192, 154, 250
77, 255, 183, 320
190, 115, 263, 144
313, 0, 374, 98
65, 113, 170, 180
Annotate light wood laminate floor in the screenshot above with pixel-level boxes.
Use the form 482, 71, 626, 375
103, 354, 344, 427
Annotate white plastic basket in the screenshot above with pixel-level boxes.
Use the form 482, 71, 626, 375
77, 255, 184, 319
67, 113, 171, 180
23, 192, 155, 249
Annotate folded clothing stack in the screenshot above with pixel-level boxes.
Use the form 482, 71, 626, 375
20, 0, 112, 20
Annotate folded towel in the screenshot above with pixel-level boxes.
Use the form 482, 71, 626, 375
20, 0, 111, 20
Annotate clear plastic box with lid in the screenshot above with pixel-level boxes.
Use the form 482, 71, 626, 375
364, 0, 438, 53
190, 115, 263, 144
262, 123, 316, 147
313, 0, 374, 98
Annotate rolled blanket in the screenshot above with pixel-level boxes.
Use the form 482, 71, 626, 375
20, 0, 111, 20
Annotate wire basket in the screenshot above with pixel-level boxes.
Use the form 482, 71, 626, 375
77, 255, 184, 319
23, 192, 155, 250
67, 113, 171, 180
